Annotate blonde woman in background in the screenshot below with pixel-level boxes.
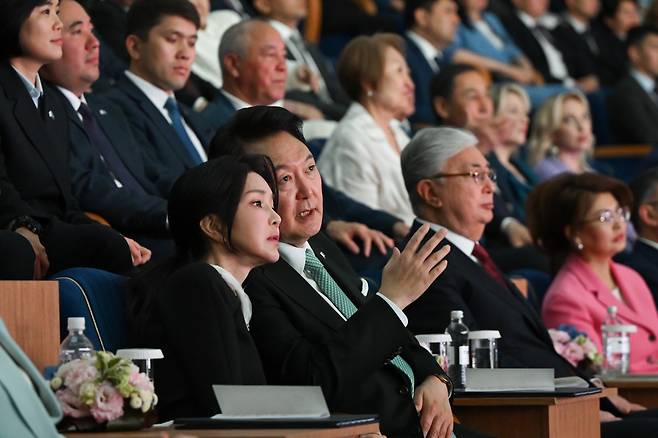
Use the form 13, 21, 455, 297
488, 83, 538, 222
528, 91, 595, 182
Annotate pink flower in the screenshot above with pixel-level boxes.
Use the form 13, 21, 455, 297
129, 371, 153, 392
56, 388, 90, 418
63, 360, 99, 395
90, 383, 124, 422
563, 341, 586, 366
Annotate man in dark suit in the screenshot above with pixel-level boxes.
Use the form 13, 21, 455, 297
250, 0, 350, 120
404, 0, 460, 127
209, 106, 490, 438
619, 168, 658, 304
500, 0, 597, 91
41, 0, 174, 257
607, 25, 658, 144
105, 0, 215, 180
400, 127, 658, 435
551, 0, 601, 89
90, 0, 133, 62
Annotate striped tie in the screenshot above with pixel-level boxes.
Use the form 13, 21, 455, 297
304, 249, 415, 395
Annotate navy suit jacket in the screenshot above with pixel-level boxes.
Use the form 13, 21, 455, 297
105, 74, 215, 179
619, 240, 658, 308
405, 35, 439, 126
199, 90, 237, 131
56, 88, 170, 235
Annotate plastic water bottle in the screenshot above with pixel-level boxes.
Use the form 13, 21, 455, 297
59, 317, 95, 364
445, 310, 469, 389
602, 306, 630, 376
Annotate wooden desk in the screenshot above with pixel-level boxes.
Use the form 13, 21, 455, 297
603, 376, 658, 408
454, 391, 604, 438
0, 281, 60, 372
65, 423, 379, 438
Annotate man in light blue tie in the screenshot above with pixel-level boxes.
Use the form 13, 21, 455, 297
105, 0, 215, 179
211, 106, 490, 438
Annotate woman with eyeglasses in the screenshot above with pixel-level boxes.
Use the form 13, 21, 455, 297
527, 172, 658, 374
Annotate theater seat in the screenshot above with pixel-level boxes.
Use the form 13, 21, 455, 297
52, 268, 127, 353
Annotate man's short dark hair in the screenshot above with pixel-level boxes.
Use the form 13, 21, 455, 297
627, 24, 658, 49
126, 0, 200, 41
599, 0, 637, 20
404, 0, 438, 29
0, 0, 50, 59
209, 106, 307, 159
629, 168, 658, 231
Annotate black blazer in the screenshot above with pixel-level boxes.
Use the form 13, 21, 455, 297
500, 11, 564, 84
405, 35, 440, 126
56, 89, 171, 235
199, 90, 237, 131
618, 240, 658, 309
403, 222, 577, 378
591, 21, 628, 87
0, 61, 90, 227
607, 74, 658, 144
245, 232, 445, 438
143, 262, 266, 420
104, 73, 215, 179
551, 19, 598, 80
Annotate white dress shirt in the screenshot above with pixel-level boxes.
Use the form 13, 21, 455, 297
417, 219, 479, 263
210, 264, 253, 328
278, 241, 408, 326
125, 70, 207, 162
631, 69, 656, 95
517, 11, 572, 85
318, 102, 414, 224
638, 237, 658, 251
220, 89, 283, 110
406, 31, 443, 73
12, 67, 43, 109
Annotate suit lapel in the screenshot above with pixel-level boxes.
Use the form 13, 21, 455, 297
118, 75, 197, 167
262, 259, 347, 330
0, 65, 69, 196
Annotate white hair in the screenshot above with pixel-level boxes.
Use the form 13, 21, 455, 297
401, 126, 478, 212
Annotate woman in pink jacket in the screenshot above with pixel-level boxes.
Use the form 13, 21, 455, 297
527, 172, 658, 374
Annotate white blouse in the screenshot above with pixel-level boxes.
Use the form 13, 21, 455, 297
318, 102, 414, 224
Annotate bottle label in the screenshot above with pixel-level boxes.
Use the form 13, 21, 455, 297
607, 337, 630, 354
459, 345, 469, 365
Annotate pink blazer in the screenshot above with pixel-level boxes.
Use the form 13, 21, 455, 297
542, 254, 658, 374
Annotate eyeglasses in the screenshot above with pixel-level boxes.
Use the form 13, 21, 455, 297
581, 207, 630, 225
428, 169, 497, 185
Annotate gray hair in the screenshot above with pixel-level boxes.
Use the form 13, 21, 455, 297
218, 19, 268, 75
401, 127, 478, 212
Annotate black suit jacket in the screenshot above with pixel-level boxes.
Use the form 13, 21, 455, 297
0, 62, 90, 227
245, 232, 445, 437
283, 40, 350, 121
199, 90, 237, 131
105, 73, 215, 179
591, 21, 628, 87
619, 240, 658, 308
90, 0, 129, 62
500, 11, 564, 83
142, 263, 266, 420
55, 88, 170, 235
607, 74, 658, 144
405, 35, 440, 126
551, 19, 598, 80
403, 221, 577, 378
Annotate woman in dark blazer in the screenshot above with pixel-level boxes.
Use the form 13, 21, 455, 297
127, 155, 281, 421
0, 0, 149, 277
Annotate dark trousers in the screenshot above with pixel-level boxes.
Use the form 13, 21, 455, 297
41, 219, 133, 275
0, 231, 35, 279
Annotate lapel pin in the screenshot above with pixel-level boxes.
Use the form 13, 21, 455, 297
320, 251, 326, 259
48, 110, 55, 120
99, 109, 107, 116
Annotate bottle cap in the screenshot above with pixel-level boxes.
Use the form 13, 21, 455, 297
607, 305, 618, 314
67, 317, 85, 330
450, 310, 464, 319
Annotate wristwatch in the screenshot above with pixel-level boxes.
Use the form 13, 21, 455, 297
9, 215, 44, 236
434, 373, 454, 398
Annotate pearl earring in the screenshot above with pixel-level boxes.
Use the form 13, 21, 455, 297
575, 240, 584, 251
366, 90, 374, 97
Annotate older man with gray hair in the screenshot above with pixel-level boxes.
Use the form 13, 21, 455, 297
199, 18, 325, 130
401, 126, 596, 377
